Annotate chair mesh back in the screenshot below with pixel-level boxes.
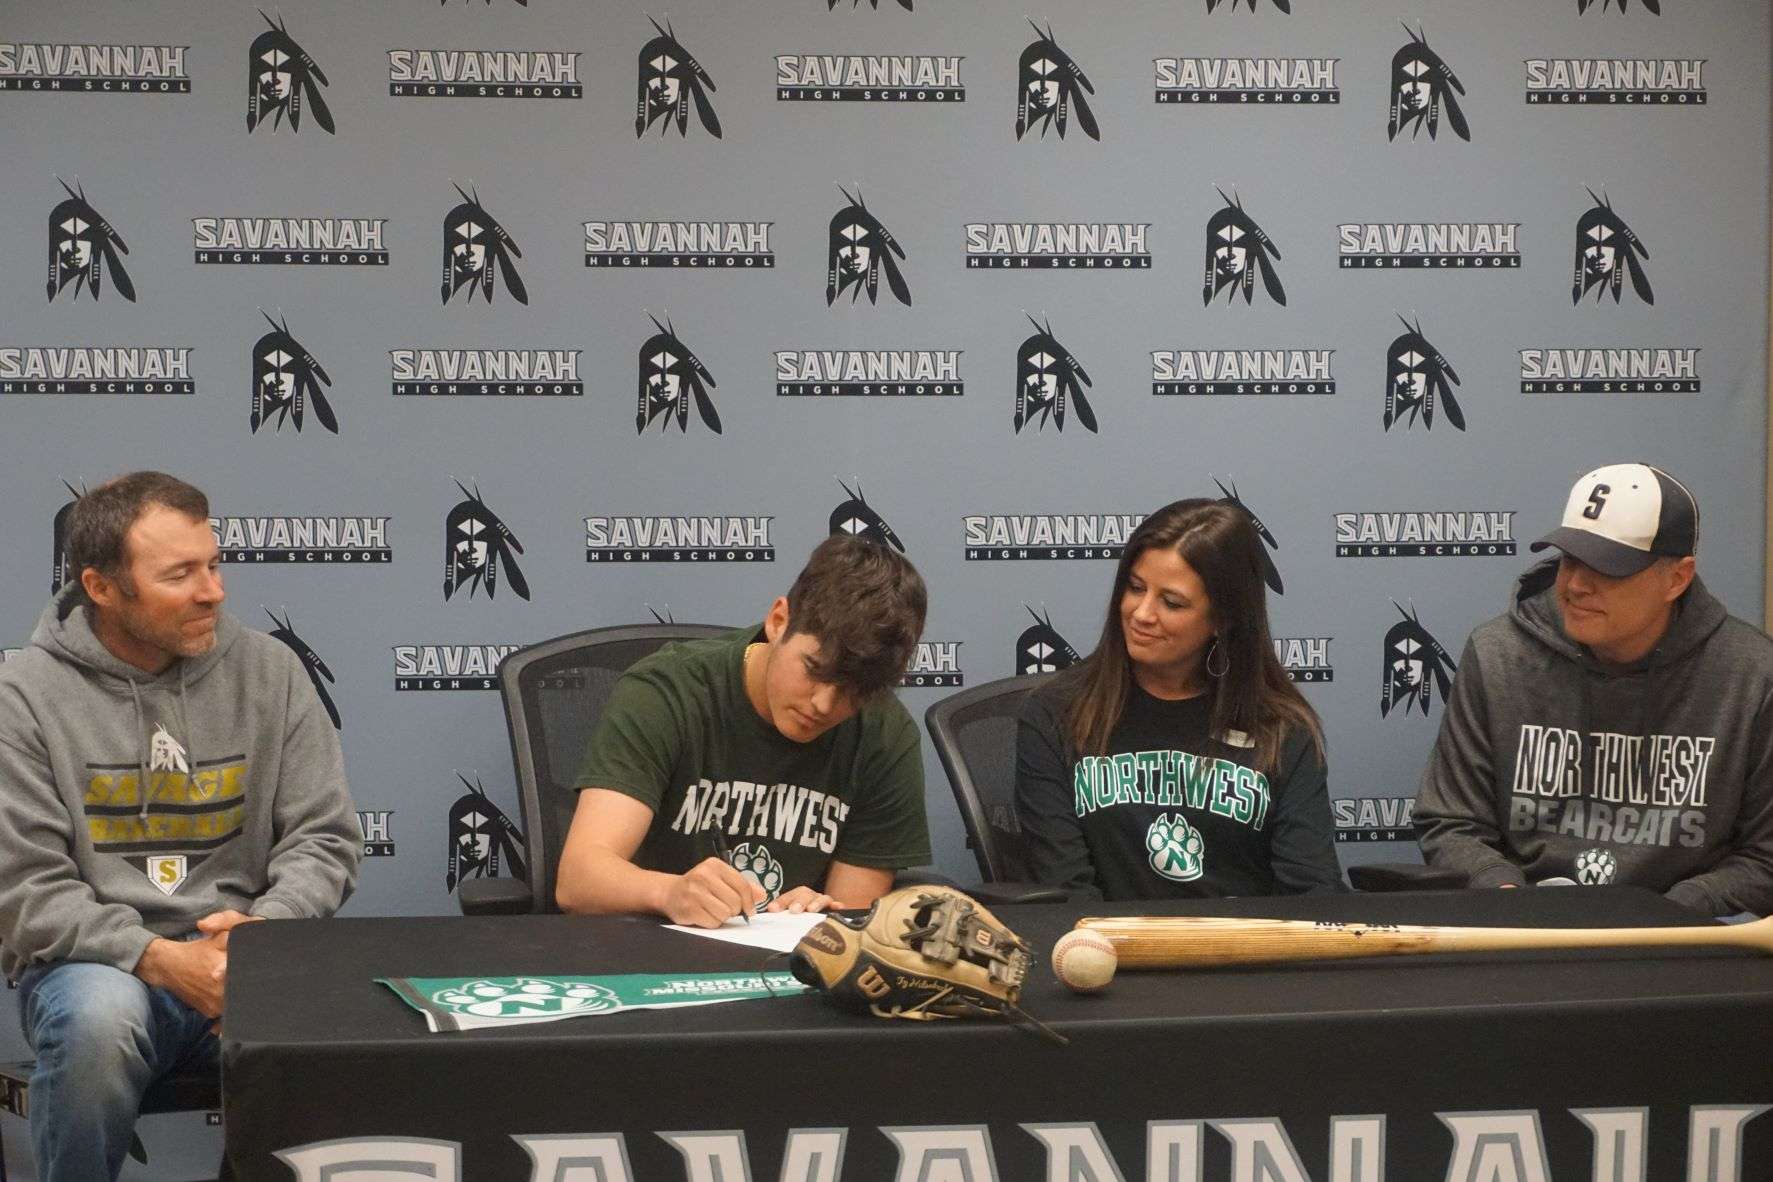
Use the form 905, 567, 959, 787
950, 711, 1027, 880
925, 674, 1053, 883
502, 625, 730, 913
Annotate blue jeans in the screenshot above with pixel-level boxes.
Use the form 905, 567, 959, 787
16, 959, 219, 1182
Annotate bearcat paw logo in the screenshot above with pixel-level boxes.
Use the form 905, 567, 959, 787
1145, 812, 1205, 882
731, 841, 784, 905
1574, 847, 1618, 886
433, 978, 616, 1019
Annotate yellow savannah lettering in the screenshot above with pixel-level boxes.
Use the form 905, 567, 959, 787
88, 806, 246, 845
85, 763, 245, 808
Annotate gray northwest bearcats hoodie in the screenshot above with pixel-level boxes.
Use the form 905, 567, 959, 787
0, 584, 360, 980
1416, 558, 1773, 916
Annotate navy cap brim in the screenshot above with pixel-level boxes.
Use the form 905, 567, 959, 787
1530, 527, 1658, 578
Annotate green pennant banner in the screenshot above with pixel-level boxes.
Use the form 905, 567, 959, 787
378, 971, 808, 1032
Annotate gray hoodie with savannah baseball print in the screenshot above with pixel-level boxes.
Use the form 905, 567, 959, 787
0, 583, 359, 980
1416, 559, 1773, 916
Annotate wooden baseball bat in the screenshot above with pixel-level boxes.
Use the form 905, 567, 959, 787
1073, 914, 1773, 969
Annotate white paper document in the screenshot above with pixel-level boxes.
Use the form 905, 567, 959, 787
662, 910, 826, 953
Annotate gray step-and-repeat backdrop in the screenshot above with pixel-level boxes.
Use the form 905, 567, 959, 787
1, 0, 1769, 1174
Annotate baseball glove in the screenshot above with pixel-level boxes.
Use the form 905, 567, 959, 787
787, 885, 1041, 1027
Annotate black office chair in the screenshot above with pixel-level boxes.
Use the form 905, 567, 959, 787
0, 1057, 220, 1181
459, 623, 731, 916
924, 674, 1068, 904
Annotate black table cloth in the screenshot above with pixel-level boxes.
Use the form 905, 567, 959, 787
222, 888, 1773, 1180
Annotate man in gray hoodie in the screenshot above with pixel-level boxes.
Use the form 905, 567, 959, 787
0, 471, 360, 1181
1416, 463, 1773, 916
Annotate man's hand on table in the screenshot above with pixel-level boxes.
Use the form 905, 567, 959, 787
662, 857, 767, 928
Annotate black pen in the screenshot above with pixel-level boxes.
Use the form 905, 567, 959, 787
707, 825, 751, 924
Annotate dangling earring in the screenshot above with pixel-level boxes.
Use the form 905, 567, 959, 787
1205, 636, 1230, 678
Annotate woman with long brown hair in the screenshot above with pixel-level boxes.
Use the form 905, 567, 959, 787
1014, 499, 1344, 899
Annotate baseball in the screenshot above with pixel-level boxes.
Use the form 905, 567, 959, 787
1051, 929, 1118, 993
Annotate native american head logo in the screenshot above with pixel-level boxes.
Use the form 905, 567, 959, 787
47, 180, 135, 303
829, 479, 906, 551
637, 313, 720, 434
1577, 0, 1658, 12
1389, 25, 1469, 142
442, 184, 528, 306
1213, 477, 1283, 596
826, 188, 911, 307
251, 311, 337, 435
1572, 189, 1652, 306
1202, 189, 1285, 307
1385, 314, 1463, 432
1205, 0, 1291, 11
1016, 21, 1099, 142
443, 481, 530, 602
1015, 314, 1096, 434
247, 11, 333, 134
52, 480, 85, 594
1017, 605, 1080, 675
445, 774, 527, 893
636, 17, 720, 138
149, 723, 190, 774
265, 608, 341, 729
830, 0, 913, 10
1381, 601, 1456, 717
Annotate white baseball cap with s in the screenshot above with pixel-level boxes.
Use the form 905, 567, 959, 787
1530, 462, 1699, 578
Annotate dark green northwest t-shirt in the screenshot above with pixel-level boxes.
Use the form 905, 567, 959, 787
572, 627, 931, 902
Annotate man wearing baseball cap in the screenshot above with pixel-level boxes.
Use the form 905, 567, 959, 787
1415, 463, 1773, 915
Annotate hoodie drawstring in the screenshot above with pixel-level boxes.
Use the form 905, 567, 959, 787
1575, 641, 1664, 810
1576, 661, 1594, 803
1632, 644, 1663, 799
125, 667, 201, 820
128, 677, 150, 819
177, 663, 196, 777
131, 667, 198, 819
